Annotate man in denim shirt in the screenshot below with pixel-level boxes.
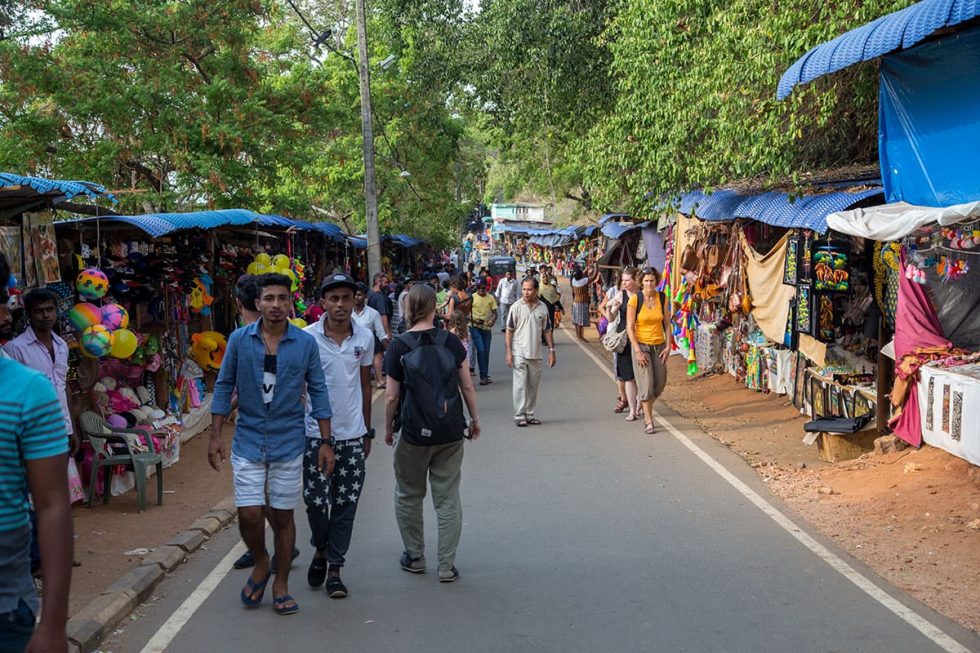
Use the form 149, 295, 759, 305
210, 273, 334, 616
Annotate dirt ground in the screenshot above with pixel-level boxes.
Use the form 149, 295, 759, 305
68, 426, 233, 616
585, 331, 980, 635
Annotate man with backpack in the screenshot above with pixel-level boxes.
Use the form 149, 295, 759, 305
383, 284, 480, 583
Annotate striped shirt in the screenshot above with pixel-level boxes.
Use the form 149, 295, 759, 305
0, 358, 68, 533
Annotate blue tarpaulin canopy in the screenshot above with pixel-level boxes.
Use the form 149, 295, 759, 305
879, 25, 980, 205
601, 221, 651, 239
64, 209, 351, 241
777, 0, 980, 100
0, 172, 115, 207
674, 186, 884, 233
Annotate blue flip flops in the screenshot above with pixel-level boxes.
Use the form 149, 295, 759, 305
273, 594, 300, 615
240, 569, 272, 607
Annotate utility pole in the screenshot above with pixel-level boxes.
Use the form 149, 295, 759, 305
355, 0, 382, 280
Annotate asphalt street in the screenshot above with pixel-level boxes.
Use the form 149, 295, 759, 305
107, 324, 980, 653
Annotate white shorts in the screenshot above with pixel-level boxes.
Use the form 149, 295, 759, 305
231, 453, 303, 510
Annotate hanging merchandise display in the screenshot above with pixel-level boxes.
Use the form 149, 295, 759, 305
189, 331, 228, 372
76, 267, 109, 299
783, 231, 800, 286
813, 240, 850, 293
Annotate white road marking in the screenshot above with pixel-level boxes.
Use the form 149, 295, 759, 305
562, 326, 971, 653
139, 541, 247, 653
139, 387, 387, 652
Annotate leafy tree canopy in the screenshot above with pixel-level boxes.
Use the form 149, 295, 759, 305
0, 0, 477, 246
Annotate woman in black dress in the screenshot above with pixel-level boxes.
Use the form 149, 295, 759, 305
605, 267, 640, 421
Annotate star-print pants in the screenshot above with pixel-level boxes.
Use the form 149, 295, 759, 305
303, 437, 366, 567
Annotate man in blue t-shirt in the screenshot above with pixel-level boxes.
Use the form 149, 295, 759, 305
0, 252, 73, 652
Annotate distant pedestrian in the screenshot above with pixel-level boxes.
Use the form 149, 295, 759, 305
0, 252, 74, 652
626, 267, 671, 435
469, 280, 498, 385
447, 310, 472, 375
505, 278, 556, 427
303, 274, 374, 599
210, 273, 335, 616
571, 268, 591, 341
495, 270, 519, 333
383, 284, 480, 583
353, 283, 388, 389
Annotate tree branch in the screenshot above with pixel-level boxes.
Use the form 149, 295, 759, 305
181, 48, 215, 84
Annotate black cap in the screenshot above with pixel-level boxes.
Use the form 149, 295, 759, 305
320, 272, 357, 295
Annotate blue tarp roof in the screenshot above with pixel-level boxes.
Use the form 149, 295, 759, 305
65, 209, 351, 241
601, 221, 651, 239
346, 234, 423, 249
777, 0, 980, 99
0, 172, 115, 203
677, 187, 885, 232
598, 213, 631, 226
72, 209, 259, 238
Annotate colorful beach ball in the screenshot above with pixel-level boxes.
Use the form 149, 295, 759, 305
76, 268, 109, 300
68, 302, 102, 332
100, 303, 129, 331
81, 325, 112, 358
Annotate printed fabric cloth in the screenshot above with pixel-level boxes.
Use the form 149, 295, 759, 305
888, 252, 965, 446
695, 323, 724, 372
740, 232, 796, 346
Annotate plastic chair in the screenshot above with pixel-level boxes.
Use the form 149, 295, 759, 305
79, 411, 164, 513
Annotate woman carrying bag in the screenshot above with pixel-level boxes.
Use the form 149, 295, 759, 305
605, 268, 640, 421
626, 267, 672, 434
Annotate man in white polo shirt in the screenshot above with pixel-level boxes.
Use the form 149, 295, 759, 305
303, 273, 375, 599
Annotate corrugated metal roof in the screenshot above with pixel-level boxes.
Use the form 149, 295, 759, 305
777, 0, 980, 100
0, 172, 115, 203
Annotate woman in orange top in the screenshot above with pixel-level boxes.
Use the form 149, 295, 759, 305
626, 267, 671, 434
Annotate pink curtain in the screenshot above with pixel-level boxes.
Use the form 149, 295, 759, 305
889, 253, 951, 446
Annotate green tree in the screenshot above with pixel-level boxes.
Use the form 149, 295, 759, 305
0, 0, 479, 246
580, 0, 913, 211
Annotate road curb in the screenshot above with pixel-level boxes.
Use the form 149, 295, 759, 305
67, 494, 237, 652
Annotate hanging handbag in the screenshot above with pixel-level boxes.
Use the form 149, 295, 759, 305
602, 327, 629, 353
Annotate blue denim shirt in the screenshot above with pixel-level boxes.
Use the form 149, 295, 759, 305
212, 320, 332, 463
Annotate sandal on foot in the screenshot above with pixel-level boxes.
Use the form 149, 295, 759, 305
516, 419, 528, 427
625, 413, 638, 422
614, 399, 627, 413
525, 417, 542, 425
240, 568, 272, 607
326, 576, 348, 598
644, 423, 656, 434
273, 594, 300, 615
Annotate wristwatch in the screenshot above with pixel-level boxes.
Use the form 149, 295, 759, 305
364, 427, 376, 440
320, 436, 336, 448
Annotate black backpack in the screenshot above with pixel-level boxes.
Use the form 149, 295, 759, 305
395, 330, 465, 446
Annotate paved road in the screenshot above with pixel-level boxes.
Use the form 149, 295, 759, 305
108, 325, 979, 653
